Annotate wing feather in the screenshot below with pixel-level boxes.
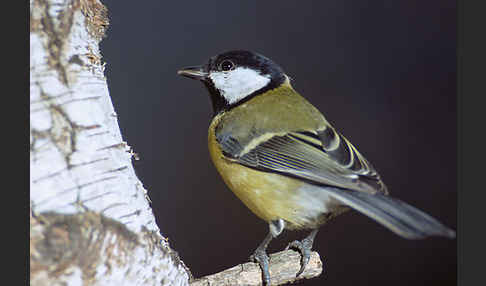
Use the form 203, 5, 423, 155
218, 127, 387, 194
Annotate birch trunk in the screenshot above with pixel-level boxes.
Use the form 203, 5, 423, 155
30, 1, 190, 285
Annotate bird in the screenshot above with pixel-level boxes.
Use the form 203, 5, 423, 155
177, 50, 456, 285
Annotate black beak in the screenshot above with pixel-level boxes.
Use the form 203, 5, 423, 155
177, 65, 208, 81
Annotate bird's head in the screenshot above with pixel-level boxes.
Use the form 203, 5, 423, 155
178, 50, 287, 114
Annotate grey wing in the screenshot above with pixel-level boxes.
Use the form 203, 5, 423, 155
217, 126, 387, 194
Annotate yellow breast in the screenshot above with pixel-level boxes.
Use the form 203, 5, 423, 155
208, 114, 310, 227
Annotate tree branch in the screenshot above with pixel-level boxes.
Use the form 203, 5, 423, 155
190, 250, 323, 286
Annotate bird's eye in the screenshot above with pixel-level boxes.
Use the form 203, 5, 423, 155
219, 60, 235, 72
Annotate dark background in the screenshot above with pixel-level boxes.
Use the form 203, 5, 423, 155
100, 1, 456, 285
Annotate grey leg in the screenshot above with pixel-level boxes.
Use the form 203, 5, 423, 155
250, 219, 284, 285
250, 232, 273, 285
285, 229, 319, 276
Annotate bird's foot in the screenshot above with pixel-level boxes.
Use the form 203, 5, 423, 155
250, 248, 271, 285
285, 237, 314, 277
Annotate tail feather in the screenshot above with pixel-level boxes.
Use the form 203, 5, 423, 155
324, 187, 456, 239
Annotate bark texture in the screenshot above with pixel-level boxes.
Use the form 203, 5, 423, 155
190, 250, 323, 286
30, 1, 190, 285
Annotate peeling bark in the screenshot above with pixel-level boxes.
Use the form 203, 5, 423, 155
30, 1, 189, 285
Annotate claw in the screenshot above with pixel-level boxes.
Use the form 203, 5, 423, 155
250, 249, 271, 285
285, 229, 318, 277
285, 239, 312, 276
250, 232, 275, 285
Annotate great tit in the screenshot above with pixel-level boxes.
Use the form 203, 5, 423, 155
178, 50, 456, 285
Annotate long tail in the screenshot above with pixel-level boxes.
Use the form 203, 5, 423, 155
324, 187, 456, 239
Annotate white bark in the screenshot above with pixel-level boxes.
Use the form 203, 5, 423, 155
30, 0, 190, 285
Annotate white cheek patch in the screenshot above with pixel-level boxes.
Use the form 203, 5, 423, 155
209, 67, 271, 105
